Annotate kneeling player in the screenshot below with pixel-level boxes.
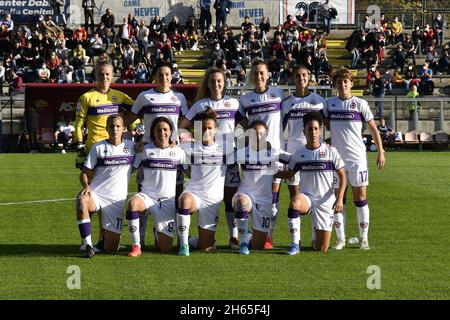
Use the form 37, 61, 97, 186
76, 115, 135, 258
126, 117, 186, 257
275, 112, 346, 253
233, 121, 291, 255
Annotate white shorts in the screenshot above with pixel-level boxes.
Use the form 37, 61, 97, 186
183, 191, 221, 232
224, 164, 240, 188
302, 193, 334, 232
135, 192, 176, 238
333, 161, 369, 188
90, 191, 125, 234
232, 193, 272, 233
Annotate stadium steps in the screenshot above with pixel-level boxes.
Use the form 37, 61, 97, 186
173, 49, 209, 84
1, 94, 25, 135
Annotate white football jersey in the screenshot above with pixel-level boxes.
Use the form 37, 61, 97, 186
323, 96, 374, 163
238, 86, 285, 150
281, 92, 325, 148
236, 145, 291, 205
84, 139, 135, 200
185, 96, 240, 135
182, 142, 228, 203
288, 143, 345, 205
133, 143, 186, 199
131, 88, 188, 143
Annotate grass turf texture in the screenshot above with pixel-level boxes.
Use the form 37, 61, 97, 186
0, 151, 449, 300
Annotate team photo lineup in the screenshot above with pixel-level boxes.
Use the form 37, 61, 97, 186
74, 59, 385, 259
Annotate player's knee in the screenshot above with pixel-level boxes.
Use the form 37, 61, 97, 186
178, 192, 194, 209
77, 194, 89, 211
233, 194, 251, 212
127, 196, 141, 211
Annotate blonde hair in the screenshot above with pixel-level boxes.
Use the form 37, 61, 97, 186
196, 68, 226, 101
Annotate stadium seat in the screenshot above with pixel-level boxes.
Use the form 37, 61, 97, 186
404, 131, 420, 149
433, 132, 449, 150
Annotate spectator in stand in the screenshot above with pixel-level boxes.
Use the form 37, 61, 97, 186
119, 64, 135, 83
123, 43, 135, 67
73, 26, 88, 46
390, 16, 403, 44
219, 32, 233, 59
96, 23, 109, 51
422, 24, 435, 51
402, 34, 416, 66
127, 13, 139, 31
22, 41, 38, 68
57, 58, 74, 83
180, 29, 189, 50
171, 63, 184, 84
136, 20, 149, 60
271, 35, 286, 60
111, 41, 124, 73
438, 47, 450, 75
363, 44, 377, 72
119, 17, 134, 46
167, 16, 181, 38
236, 68, 246, 86
282, 15, 298, 35
149, 16, 164, 45
187, 30, 200, 50
393, 44, 406, 72
419, 62, 434, 95
209, 42, 225, 68
171, 29, 183, 52
432, 14, 444, 46
241, 16, 254, 37
360, 14, 373, 33
82, 0, 96, 34
88, 32, 104, 61
282, 52, 296, 85
391, 69, 404, 90
8, 70, 23, 95
383, 69, 392, 94
296, 7, 308, 28
101, 8, 116, 46
199, 0, 212, 36
372, 70, 385, 117
412, 25, 422, 55
248, 33, 263, 61
156, 32, 174, 63
259, 16, 270, 46
320, 0, 335, 36
404, 63, 420, 91
185, 15, 198, 35
202, 25, 217, 49
214, 0, 232, 33
425, 46, 438, 71
72, 44, 87, 83
37, 62, 51, 83
273, 24, 284, 41
46, 51, 60, 81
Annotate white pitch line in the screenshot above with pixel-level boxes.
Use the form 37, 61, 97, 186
0, 198, 76, 206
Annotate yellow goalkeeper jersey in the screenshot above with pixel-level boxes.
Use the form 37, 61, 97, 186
75, 88, 134, 152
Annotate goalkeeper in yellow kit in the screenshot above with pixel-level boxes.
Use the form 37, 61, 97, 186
73, 61, 134, 251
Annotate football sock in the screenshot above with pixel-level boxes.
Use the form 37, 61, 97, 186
268, 192, 279, 238
188, 236, 199, 249
139, 213, 148, 246
77, 219, 92, 246
225, 206, 238, 238
236, 210, 249, 245
334, 205, 346, 241
355, 200, 370, 239
288, 208, 301, 245
176, 209, 191, 247
126, 210, 141, 247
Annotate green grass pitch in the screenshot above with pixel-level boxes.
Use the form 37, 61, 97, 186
0, 151, 449, 300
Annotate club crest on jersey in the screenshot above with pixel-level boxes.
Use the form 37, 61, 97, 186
333, 176, 338, 184
169, 151, 176, 157
112, 96, 118, 103
269, 93, 276, 99
311, 100, 316, 106
171, 96, 178, 102
319, 151, 326, 158
350, 102, 357, 109
178, 226, 187, 232
224, 102, 231, 108
123, 147, 129, 153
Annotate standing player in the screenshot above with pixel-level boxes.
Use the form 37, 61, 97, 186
76, 115, 135, 258
74, 61, 134, 251
125, 117, 186, 256
275, 112, 346, 253
177, 108, 233, 256
123, 62, 189, 249
322, 68, 385, 250
238, 59, 286, 250
233, 121, 291, 255
179, 67, 241, 250
281, 65, 326, 249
